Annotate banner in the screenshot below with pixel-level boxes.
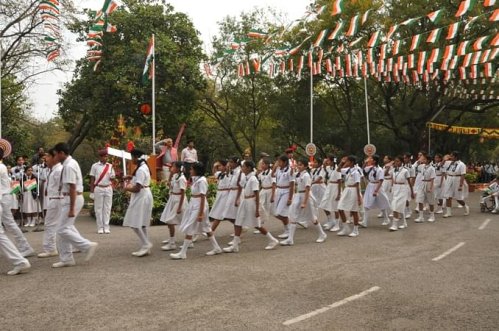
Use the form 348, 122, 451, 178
428, 122, 499, 138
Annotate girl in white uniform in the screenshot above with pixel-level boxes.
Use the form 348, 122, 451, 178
216, 157, 243, 231
171, 162, 222, 259
271, 155, 294, 239
222, 160, 279, 253
21, 166, 40, 227
433, 154, 446, 214
361, 155, 390, 227
123, 149, 154, 257
336, 156, 362, 237
389, 156, 414, 231
403, 153, 416, 218
320, 155, 342, 231
257, 158, 275, 229
208, 160, 230, 232
310, 157, 326, 228
160, 162, 187, 251
442, 151, 469, 217
414, 152, 436, 223
280, 158, 327, 246
377, 155, 394, 224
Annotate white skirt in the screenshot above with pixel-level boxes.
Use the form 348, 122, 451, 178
179, 197, 212, 236
391, 185, 408, 214
434, 176, 444, 200
382, 180, 393, 200
273, 188, 290, 217
311, 184, 326, 206
259, 189, 273, 222
289, 193, 317, 223
363, 183, 390, 210
209, 190, 228, 220
416, 183, 436, 204
443, 177, 469, 201
160, 194, 186, 225
223, 190, 239, 220
338, 187, 360, 212
123, 188, 153, 228
22, 191, 40, 213
235, 197, 261, 228
319, 183, 340, 212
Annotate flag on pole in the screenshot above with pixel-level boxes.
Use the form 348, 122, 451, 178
10, 181, 20, 194
142, 36, 154, 83
455, 0, 476, 17
24, 179, 37, 191
331, 0, 344, 16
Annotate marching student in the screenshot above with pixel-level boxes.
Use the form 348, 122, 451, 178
123, 149, 154, 257
402, 153, 416, 218
0, 217, 31, 275
310, 157, 326, 228
361, 155, 390, 228
213, 157, 242, 232
433, 154, 446, 214
38, 149, 63, 258
222, 160, 279, 253
171, 162, 222, 260
89, 149, 116, 234
319, 155, 342, 231
389, 156, 414, 231
160, 161, 187, 251
336, 156, 362, 237
414, 152, 436, 223
442, 151, 469, 218
256, 157, 275, 233
52, 142, 98, 268
209, 160, 230, 232
377, 155, 394, 225
21, 166, 40, 227
280, 157, 327, 246
271, 154, 294, 239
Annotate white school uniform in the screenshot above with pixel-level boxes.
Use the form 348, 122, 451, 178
413, 161, 424, 192
272, 166, 295, 217
415, 164, 436, 204
179, 176, 212, 235
433, 162, 445, 200
258, 169, 274, 223
390, 167, 410, 214
311, 167, 326, 204
90, 161, 115, 231
223, 167, 242, 220
235, 172, 261, 228
443, 160, 468, 200
363, 166, 390, 210
337, 167, 361, 212
289, 170, 317, 223
22, 175, 40, 213
123, 163, 153, 228
381, 165, 393, 201
403, 163, 416, 201
208, 171, 230, 220
43, 163, 63, 253
319, 166, 342, 212
160, 173, 187, 225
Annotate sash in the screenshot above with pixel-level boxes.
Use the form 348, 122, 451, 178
95, 163, 111, 186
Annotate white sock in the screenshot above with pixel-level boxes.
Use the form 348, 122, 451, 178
288, 223, 297, 241
314, 222, 326, 236
266, 232, 276, 241
132, 228, 148, 247
180, 239, 192, 255
209, 235, 221, 250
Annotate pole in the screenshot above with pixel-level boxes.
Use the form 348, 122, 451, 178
310, 55, 313, 144
364, 76, 370, 144
152, 34, 156, 155
428, 125, 431, 154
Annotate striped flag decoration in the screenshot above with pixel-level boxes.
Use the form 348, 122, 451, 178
417, 51, 427, 74
313, 30, 328, 47
367, 31, 381, 48
490, 9, 499, 21
458, 40, 470, 55
386, 25, 399, 40
346, 15, 360, 36
427, 10, 443, 23
410, 34, 422, 51
426, 28, 442, 43
392, 40, 401, 55
491, 33, 499, 47
455, 0, 476, 17
446, 22, 460, 40
473, 36, 490, 51
328, 21, 344, 40
484, 0, 496, 6
361, 10, 371, 25
331, 0, 344, 16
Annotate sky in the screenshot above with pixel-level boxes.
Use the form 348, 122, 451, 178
29, 0, 309, 121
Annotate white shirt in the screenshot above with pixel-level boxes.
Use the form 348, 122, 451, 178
296, 170, 312, 191
445, 160, 466, 176
275, 166, 295, 187
0, 162, 11, 195
243, 173, 259, 196
341, 167, 361, 186
90, 162, 116, 186
132, 163, 151, 188
61, 156, 84, 193
170, 173, 187, 194
258, 169, 275, 188
46, 163, 63, 198
181, 147, 198, 163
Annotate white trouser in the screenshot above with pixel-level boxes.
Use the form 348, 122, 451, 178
162, 165, 171, 183
94, 186, 113, 231
1, 195, 33, 254
0, 203, 28, 266
44, 202, 61, 252
57, 196, 91, 263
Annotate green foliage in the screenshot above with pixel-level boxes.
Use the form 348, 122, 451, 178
465, 172, 479, 184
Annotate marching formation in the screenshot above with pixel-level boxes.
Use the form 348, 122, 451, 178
0, 143, 478, 275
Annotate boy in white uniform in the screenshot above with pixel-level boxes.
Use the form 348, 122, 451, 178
90, 149, 116, 234
442, 151, 469, 217
403, 153, 416, 218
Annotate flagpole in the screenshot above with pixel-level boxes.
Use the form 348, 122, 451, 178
310, 46, 313, 144
152, 33, 156, 155
364, 76, 370, 145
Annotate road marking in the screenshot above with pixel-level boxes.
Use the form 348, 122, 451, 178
432, 242, 466, 262
282, 286, 381, 326
478, 219, 491, 230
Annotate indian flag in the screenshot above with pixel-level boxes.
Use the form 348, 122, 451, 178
455, 0, 476, 18
331, 0, 343, 16
39, 1, 60, 15
427, 10, 443, 23
480, 49, 491, 63
484, 0, 496, 6
361, 10, 371, 25
386, 25, 399, 40
392, 39, 401, 55
346, 15, 360, 36
102, 0, 119, 15
47, 48, 60, 62
491, 33, 499, 47
410, 34, 421, 51
458, 40, 470, 55
446, 22, 460, 40
484, 63, 492, 78
10, 181, 20, 194
328, 21, 344, 40
24, 179, 37, 191
473, 36, 489, 51
142, 36, 154, 83
248, 30, 267, 39
490, 9, 499, 22
417, 51, 426, 74
367, 30, 380, 48
426, 28, 442, 43
313, 29, 328, 47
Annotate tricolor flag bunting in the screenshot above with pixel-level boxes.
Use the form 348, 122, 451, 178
473, 35, 490, 51
367, 31, 380, 48
142, 36, 154, 83
427, 10, 443, 23
455, 0, 476, 18
313, 29, 328, 47
426, 28, 442, 43
328, 21, 344, 40
346, 15, 360, 36
446, 22, 460, 40
490, 9, 499, 22
484, 0, 496, 7
361, 10, 371, 25
101, 0, 119, 15
386, 24, 398, 40
331, 0, 344, 16
248, 30, 268, 39
410, 34, 422, 51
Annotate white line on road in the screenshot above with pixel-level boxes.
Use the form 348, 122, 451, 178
282, 286, 381, 326
432, 242, 466, 261
478, 219, 491, 230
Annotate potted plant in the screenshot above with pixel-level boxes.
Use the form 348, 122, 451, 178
464, 173, 479, 192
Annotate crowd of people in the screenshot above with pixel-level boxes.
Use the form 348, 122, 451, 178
1, 140, 496, 275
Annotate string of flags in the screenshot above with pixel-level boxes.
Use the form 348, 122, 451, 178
85, 0, 120, 71
39, 0, 61, 62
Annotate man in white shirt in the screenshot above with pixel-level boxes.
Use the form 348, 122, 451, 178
154, 137, 178, 183
181, 139, 198, 179
90, 149, 116, 234
52, 143, 98, 268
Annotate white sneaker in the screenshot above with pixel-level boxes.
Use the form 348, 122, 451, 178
389, 222, 398, 231
84, 242, 98, 262
414, 216, 424, 223
7, 261, 31, 275
381, 219, 390, 226
428, 215, 435, 222
192, 235, 199, 242
227, 240, 234, 246
457, 204, 463, 208
323, 221, 334, 230
161, 243, 177, 251
253, 229, 261, 234
38, 251, 58, 258
52, 261, 76, 268
464, 205, 470, 216
405, 212, 412, 219
330, 223, 340, 232
492, 209, 499, 214
205, 248, 222, 256
97, 229, 104, 234
21, 250, 36, 258
223, 245, 239, 253
359, 220, 367, 228
398, 222, 407, 229
279, 239, 293, 246
337, 224, 350, 236
277, 232, 289, 239
265, 239, 279, 250
133, 247, 151, 257
435, 206, 443, 214
443, 211, 452, 218
104, 229, 111, 234
348, 227, 359, 237
377, 212, 383, 218
170, 252, 186, 260
316, 233, 327, 243
161, 239, 170, 244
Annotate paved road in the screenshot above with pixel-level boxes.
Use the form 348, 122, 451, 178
1, 192, 498, 330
